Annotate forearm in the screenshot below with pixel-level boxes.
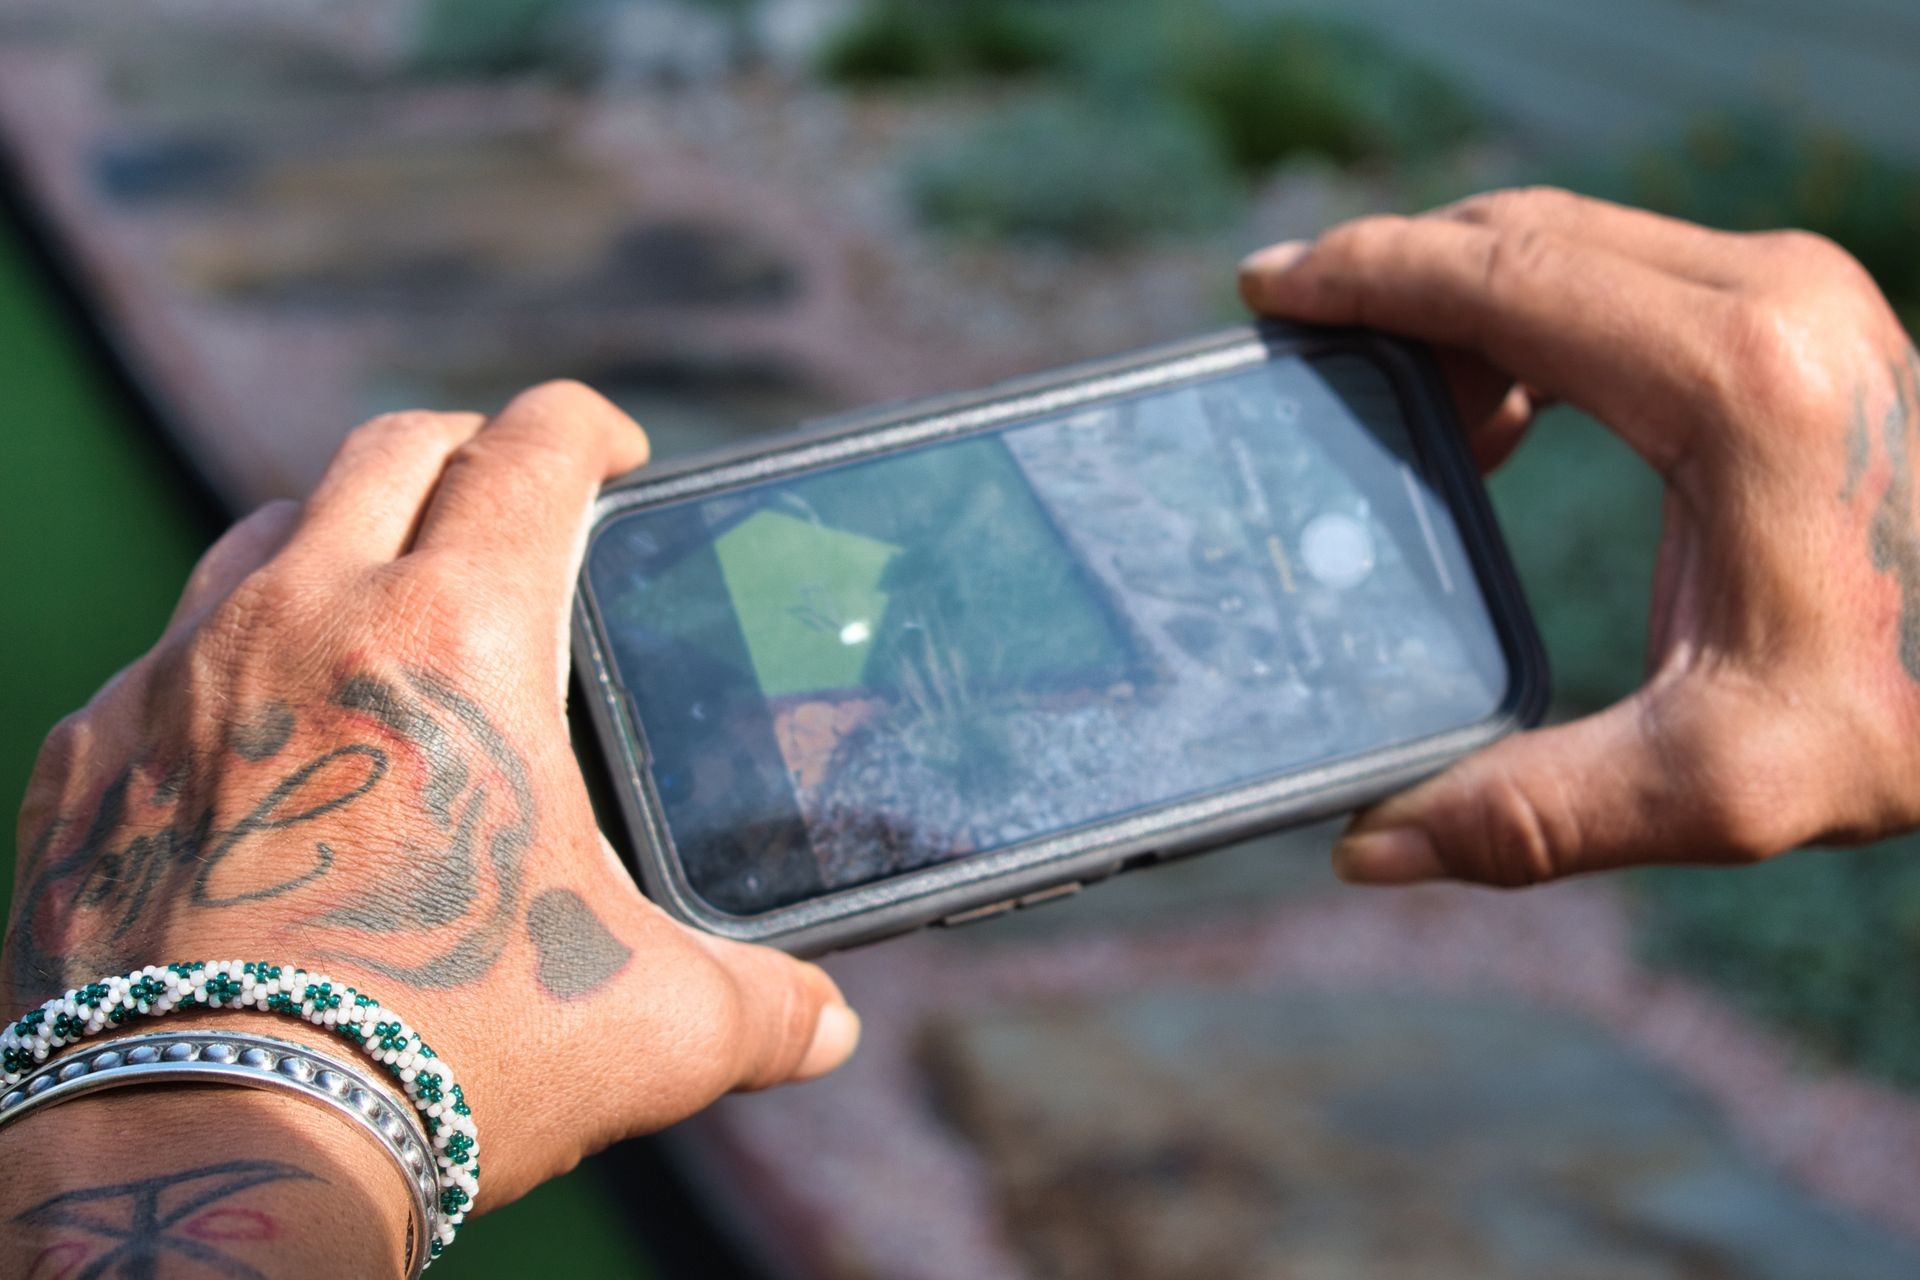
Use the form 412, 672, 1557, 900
0, 1085, 412, 1278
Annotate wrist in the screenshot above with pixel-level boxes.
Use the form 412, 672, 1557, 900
0, 1081, 413, 1278
1, 958, 483, 1266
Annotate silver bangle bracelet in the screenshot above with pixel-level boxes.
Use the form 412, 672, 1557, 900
0, 1029, 436, 1278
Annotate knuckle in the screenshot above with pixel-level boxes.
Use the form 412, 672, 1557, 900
31, 711, 91, 782
1305, 216, 1412, 319
355, 408, 436, 437
500, 380, 617, 439
1712, 295, 1824, 417
367, 556, 481, 654
445, 424, 582, 483
1453, 185, 1576, 227
254, 497, 302, 525
339, 409, 462, 462
184, 566, 320, 686
179, 556, 231, 609
763, 972, 817, 1084
201, 569, 297, 649
673, 946, 823, 1094
1320, 214, 1409, 262
1753, 228, 1853, 273
1479, 226, 1559, 296
183, 502, 298, 594
1746, 230, 1881, 309
19, 709, 100, 844
364, 557, 531, 687
514, 377, 604, 411
687, 967, 751, 1094
1511, 182, 1578, 207
1475, 767, 1560, 888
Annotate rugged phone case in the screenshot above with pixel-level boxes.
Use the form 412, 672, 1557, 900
572, 322, 1550, 956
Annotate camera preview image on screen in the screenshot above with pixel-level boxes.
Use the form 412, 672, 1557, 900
587, 353, 1508, 917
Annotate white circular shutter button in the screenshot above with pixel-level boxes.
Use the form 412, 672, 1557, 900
1299, 513, 1376, 590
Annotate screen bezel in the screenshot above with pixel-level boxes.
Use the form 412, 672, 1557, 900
573, 323, 1548, 954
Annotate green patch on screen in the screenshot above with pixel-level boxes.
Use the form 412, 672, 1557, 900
700, 437, 1134, 701
716, 509, 898, 696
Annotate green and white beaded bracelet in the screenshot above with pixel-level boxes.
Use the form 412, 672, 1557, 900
0, 961, 478, 1263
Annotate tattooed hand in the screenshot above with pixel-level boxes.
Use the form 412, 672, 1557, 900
1242, 188, 1920, 886
3, 383, 860, 1218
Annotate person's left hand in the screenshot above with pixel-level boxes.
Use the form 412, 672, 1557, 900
1239, 188, 1920, 889
5, 383, 860, 1209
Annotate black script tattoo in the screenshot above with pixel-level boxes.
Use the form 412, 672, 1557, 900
191, 747, 387, 906
8, 666, 542, 1000
13, 1158, 317, 1280
527, 888, 631, 1000
1862, 349, 1920, 681
8, 746, 386, 998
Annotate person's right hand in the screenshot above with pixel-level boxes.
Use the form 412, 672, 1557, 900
6, 382, 858, 1216
1239, 187, 1920, 887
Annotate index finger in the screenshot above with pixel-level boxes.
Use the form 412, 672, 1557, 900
1435, 187, 1758, 290
1239, 215, 1733, 473
409, 380, 649, 584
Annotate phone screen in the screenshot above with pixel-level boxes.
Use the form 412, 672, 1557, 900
585, 352, 1508, 916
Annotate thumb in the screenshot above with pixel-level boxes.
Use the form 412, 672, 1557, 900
684, 926, 861, 1090
1330, 682, 1810, 886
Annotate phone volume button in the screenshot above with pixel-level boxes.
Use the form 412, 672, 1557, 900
938, 899, 1018, 927
1016, 881, 1082, 909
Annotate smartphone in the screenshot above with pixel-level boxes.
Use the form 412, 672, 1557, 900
572, 324, 1547, 954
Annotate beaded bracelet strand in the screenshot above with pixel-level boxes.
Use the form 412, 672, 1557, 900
0, 961, 478, 1264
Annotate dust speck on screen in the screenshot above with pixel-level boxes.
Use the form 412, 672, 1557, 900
587, 354, 1506, 916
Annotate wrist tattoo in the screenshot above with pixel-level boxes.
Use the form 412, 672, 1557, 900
13, 1158, 318, 1280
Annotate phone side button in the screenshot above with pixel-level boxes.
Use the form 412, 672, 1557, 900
938, 899, 1018, 928
1016, 881, 1082, 910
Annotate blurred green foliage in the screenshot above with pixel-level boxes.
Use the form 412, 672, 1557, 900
431, 1163, 646, 1280
412, 0, 584, 77
1636, 846, 1920, 1088
1484, 407, 1661, 710
817, 0, 1072, 83
408, 0, 766, 79
1092, 8, 1478, 174
907, 94, 1237, 248
1584, 113, 1920, 324
828, 0, 1479, 247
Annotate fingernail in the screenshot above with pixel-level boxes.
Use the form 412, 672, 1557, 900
1239, 239, 1310, 281
1332, 827, 1445, 884
796, 1002, 861, 1080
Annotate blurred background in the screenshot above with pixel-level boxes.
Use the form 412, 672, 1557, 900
5, 0, 1920, 1276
